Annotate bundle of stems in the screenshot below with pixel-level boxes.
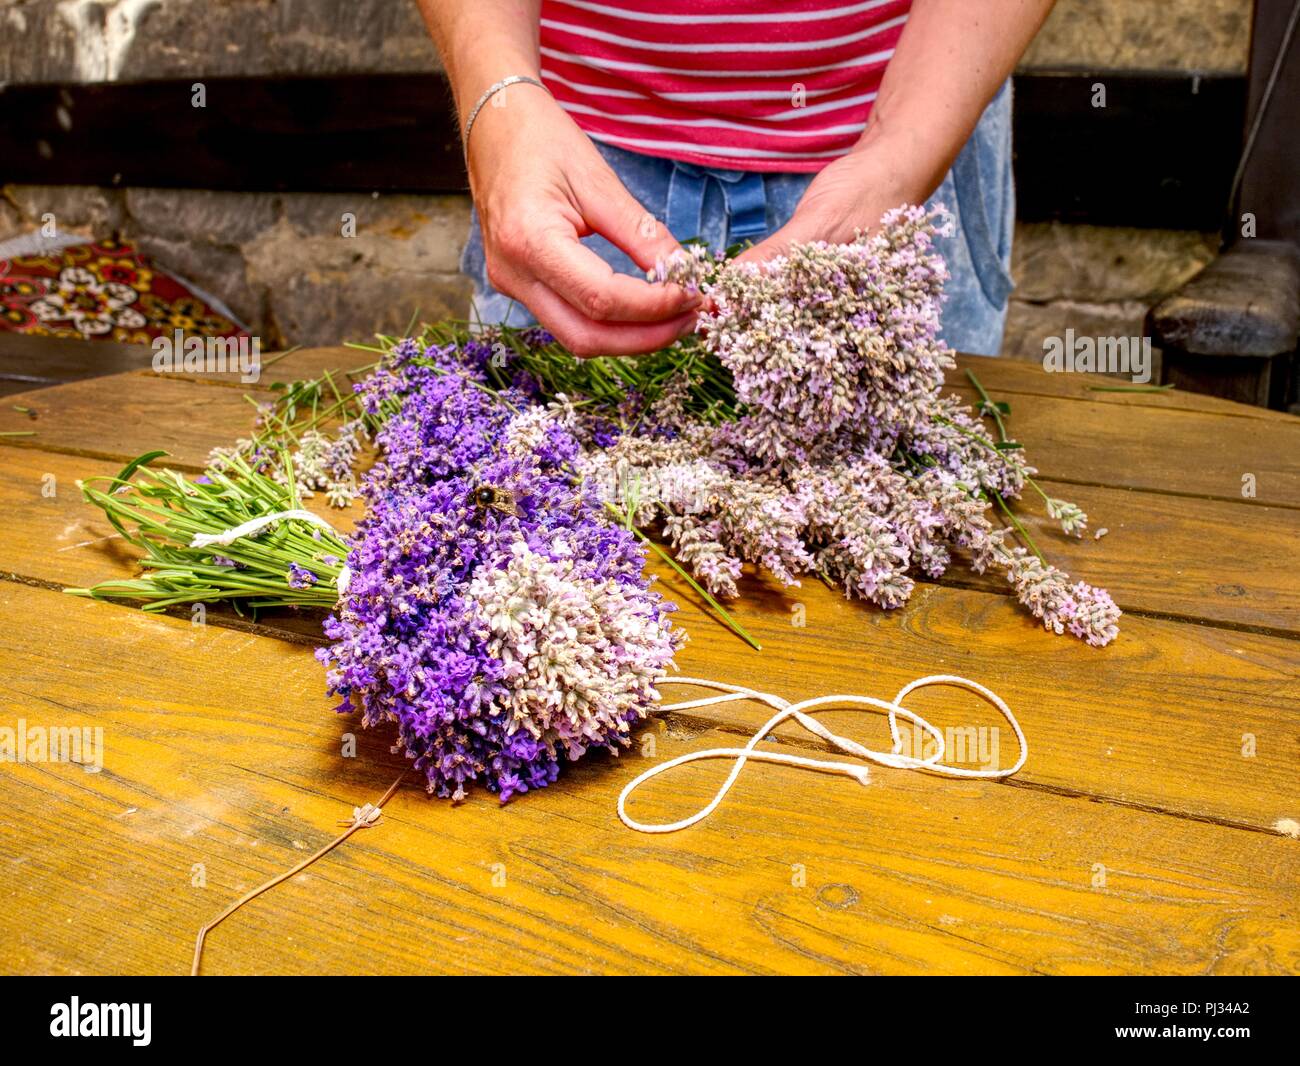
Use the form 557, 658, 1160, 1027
419, 320, 740, 424
67, 315, 1072, 639
67, 450, 348, 613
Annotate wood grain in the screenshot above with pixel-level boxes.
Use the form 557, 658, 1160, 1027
1, 582, 1296, 976
651, 565, 1300, 833
0, 423, 1296, 833
958, 356, 1299, 422
2, 445, 1296, 642
1, 442, 1296, 835
945, 384, 1300, 507
1, 351, 1297, 977
5, 362, 1299, 507
0, 374, 256, 471
0, 448, 360, 598
957, 478, 1300, 636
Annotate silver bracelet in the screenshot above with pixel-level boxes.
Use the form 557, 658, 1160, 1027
463, 75, 549, 150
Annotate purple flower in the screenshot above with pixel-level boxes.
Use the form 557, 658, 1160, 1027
287, 562, 318, 589
318, 351, 682, 801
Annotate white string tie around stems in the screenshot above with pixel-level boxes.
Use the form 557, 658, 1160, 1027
620, 674, 1027, 834
189, 508, 351, 594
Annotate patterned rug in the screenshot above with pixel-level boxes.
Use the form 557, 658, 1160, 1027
0, 236, 248, 342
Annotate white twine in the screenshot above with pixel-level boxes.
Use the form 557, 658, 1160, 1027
621, 674, 1027, 834
190, 509, 351, 593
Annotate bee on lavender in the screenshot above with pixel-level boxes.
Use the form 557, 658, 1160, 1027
471, 483, 519, 518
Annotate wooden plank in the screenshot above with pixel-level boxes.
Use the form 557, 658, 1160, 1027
131, 344, 1300, 422
0, 582, 1296, 975
955, 355, 1300, 423
137, 345, 377, 390
154, 344, 1300, 424
8, 363, 1300, 510
1011, 72, 1245, 230
3, 449, 1296, 638
946, 383, 1300, 507
0, 374, 260, 470
0, 72, 1246, 229
959, 478, 1300, 636
0, 448, 353, 643
0, 332, 154, 387
1, 446, 1296, 833
0, 75, 467, 194
650, 565, 1300, 834
0, 449, 360, 594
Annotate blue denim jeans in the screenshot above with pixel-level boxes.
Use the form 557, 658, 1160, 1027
462, 80, 1015, 356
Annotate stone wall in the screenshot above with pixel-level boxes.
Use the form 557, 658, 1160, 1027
0, 0, 1254, 83
1002, 224, 1219, 362
0, 0, 1255, 353
0, 184, 472, 347
0, 0, 441, 84
1022, 0, 1251, 73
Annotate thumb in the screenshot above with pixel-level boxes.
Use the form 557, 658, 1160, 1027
732, 215, 821, 267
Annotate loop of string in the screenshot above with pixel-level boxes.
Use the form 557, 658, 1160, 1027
189, 508, 352, 594
190, 676, 1025, 970
620, 674, 1026, 834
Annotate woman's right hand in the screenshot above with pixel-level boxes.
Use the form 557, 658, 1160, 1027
466, 84, 700, 357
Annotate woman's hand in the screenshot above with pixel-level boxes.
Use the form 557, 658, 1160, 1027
734, 0, 1057, 265
468, 86, 700, 356
734, 139, 930, 265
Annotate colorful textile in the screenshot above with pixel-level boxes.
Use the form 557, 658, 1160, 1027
0, 237, 247, 342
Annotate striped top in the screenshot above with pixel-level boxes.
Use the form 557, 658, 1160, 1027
539, 0, 911, 172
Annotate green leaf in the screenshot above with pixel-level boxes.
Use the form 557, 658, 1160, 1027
95, 450, 170, 542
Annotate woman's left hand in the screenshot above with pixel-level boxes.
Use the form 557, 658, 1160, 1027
734, 141, 931, 265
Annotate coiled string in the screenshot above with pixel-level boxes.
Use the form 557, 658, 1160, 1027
619, 674, 1027, 833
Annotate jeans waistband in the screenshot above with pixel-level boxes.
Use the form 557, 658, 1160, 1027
665, 160, 769, 247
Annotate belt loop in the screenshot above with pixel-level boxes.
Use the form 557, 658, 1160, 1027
666, 162, 707, 243
721, 172, 769, 244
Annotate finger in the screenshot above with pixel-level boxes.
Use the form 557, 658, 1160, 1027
523, 279, 698, 358
731, 239, 780, 267
529, 229, 700, 324
487, 235, 691, 328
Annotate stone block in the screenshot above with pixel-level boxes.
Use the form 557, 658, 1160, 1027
1011, 222, 1219, 304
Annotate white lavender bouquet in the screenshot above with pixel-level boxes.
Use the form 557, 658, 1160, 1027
601, 205, 1119, 645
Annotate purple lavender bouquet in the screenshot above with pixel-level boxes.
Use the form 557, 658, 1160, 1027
316, 346, 683, 800
71, 341, 683, 802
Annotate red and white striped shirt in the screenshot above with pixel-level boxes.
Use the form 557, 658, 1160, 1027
539, 0, 911, 172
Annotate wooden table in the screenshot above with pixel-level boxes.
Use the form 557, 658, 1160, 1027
1, 348, 1297, 975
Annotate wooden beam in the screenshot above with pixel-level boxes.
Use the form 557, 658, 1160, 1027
0, 72, 1246, 228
